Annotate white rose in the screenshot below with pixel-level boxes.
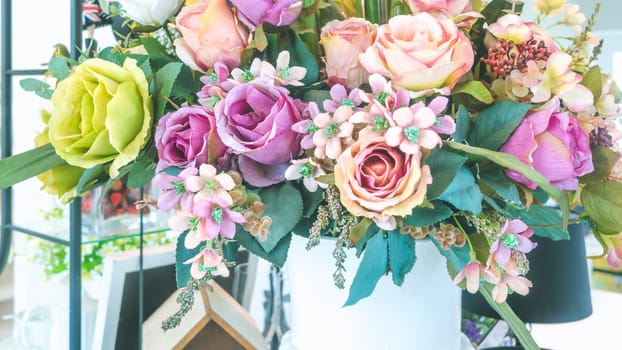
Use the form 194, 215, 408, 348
116, 0, 184, 26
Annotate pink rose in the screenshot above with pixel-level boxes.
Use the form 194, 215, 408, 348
404, 0, 471, 17
231, 0, 302, 29
333, 130, 432, 230
215, 84, 304, 187
359, 13, 474, 93
174, 0, 248, 72
320, 18, 377, 88
500, 98, 593, 190
155, 105, 228, 172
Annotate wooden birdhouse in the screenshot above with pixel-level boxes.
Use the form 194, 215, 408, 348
143, 280, 268, 350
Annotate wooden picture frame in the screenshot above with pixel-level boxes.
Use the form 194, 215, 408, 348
91, 245, 177, 350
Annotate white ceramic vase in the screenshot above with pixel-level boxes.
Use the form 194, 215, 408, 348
280, 234, 463, 350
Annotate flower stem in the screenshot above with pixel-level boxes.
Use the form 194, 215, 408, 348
479, 284, 541, 350
365, 0, 380, 24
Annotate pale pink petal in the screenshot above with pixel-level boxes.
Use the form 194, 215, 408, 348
385, 127, 403, 147
184, 176, 205, 193
199, 164, 217, 179
506, 276, 532, 296
393, 107, 414, 127
184, 231, 203, 249
325, 137, 343, 159
215, 173, 236, 190
506, 219, 528, 234
417, 130, 442, 149
413, 107, 437, 128
492, 283, 509, 303
189, 261, 206, 279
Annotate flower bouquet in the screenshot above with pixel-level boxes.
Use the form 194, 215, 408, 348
2, 0, 622, 348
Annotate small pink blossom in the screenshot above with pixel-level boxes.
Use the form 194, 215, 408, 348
323, 84, 363, 113
491, 272, 533, 303
291, 101, 320, 150
193, 196, 246, 240
489, 219, 537, 267
185, 164, 236, 205
453, 261, 499, 294
261, 51, 307, 86
284, 158, 328, 192
385, 106, 443, 156
153, 168, 198, 212
184, 248, 230, 280
312, 106, 355, 159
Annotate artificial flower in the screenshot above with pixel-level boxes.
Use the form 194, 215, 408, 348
230, 0, 303, 29
174, 0, 248, 71
116, 0, 184, 26
47, 58, 152, 178
184, 248, 230, 279
359, 13, 474, 92
501, 98, 594, 190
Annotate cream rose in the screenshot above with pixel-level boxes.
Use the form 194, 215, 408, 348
320, 18, 377, 88
359, 13, 474, 93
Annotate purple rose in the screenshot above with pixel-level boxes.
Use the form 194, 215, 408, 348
500, 98, 593, 190
231, 0, 302, 29
215, 83, 304, 187
155, 105, 227, 171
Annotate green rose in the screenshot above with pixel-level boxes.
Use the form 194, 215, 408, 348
48, 57, 152, 178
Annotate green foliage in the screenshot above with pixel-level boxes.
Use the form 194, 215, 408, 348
388, 230, 416, 286
154, 62, 183, 117
507, 205, 569, 241
439, 166, 483, 215
430, 236, 471, 273
454, 105, 473, 143
234, 228, 291, 268
479, 169, 521, 205
19, 78, 53, 99
48, 57, 70, 81
582, 181, 622, 234
579, 146, 619, 184
467, 101, 532, 151
0, 144, 66, 190
581, 65, 602, 103
445, 141, 571, 229
404, 201, 453, 227
425, 148, 467, 199
257, 182, 304, 252
127, 158, 156, 189
451, 80, 494, 105
344, 231, 388, 306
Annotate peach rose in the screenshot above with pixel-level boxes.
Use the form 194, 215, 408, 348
320, 18, 377, 88
359, 13, 474, 93
174, 0, 248, 71
333, 130, 432, 230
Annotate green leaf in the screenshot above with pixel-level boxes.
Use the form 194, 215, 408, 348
425, 148, 467, 199
579, 146, 619, 185
445, 141, 570, 229
234, 227, 291, 267
154, 62, 183, 117
48, 57, 70, 81
430, 236, 471, 272
293, 182, 324, 217
467, 100, 532, 150
303, 89, 331, 112
404, 201, 453, 227
581, 66, 602, 104
388, 231, 416, 286
344, 231, 388, 306
175, 231, 202, 288
451, 80, 494, 104
126, 158, 156, 189
582, 181, 622, 234
480, 169, 520, 204
454, 105, 472, 143
19, 78, 53, 99
439, 166, 483, 215
140, 36, 171, 58
479, 284, 540, 350
506, 205, 568, 241
349, 217, 373, 245
75, 164, 106, 194
354, 223, 379, 257
258, 182, 304, 252
0, 144, 66, 189
287, 30, 319, 85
